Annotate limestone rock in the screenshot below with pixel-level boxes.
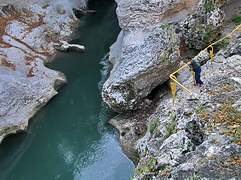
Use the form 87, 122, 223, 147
133, 39, 241, 179
102, 27, 180, 112
0, 0, 87, 142
102, 0, 202, 112
0, 62, 66, 142
179, 0, 226, 49
102, 0, 230, 112
105, 0, 241, 179
0, 4, 15, 17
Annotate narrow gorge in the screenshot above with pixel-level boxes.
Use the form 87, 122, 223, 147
0, 0, 241, 179
0, 0, 135, 179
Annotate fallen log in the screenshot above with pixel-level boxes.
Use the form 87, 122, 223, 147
73, 8, 96, 18
54, 41, 85, 53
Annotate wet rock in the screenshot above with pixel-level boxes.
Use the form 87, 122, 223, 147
109, 98, 159, 164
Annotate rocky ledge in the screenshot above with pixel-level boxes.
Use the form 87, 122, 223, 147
102, 0, 228, 112
103, 0, 241, 179
112, 29, 241, 180
132, 37, 241, 179
0, 0, 87, 142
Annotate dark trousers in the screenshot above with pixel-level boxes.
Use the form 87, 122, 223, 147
194, 67, 203, 85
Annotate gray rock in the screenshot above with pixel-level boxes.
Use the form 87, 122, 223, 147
179, 0, 226, 49
102, 0, 204, 112
131, 47, 241, 179
106, 0, 241, 179
102, 0, 229, 112
0, 0, 87, 142
102, 26, 180, 112
0, 4, 15, 17
185, 120, 205, 146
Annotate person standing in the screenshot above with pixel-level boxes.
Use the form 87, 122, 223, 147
186, 56, 203, 87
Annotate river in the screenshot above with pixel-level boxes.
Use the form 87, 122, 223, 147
0, 0, 135, 179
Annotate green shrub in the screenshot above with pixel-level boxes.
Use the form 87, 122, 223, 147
161, 56, 169, 61
161, 23, 169, 28
204, 0, 216, 13
232, 15, 241, 25
168, 30, 174, 40
217, 40, 230, 49
135, 157, 157, 177
204, 24, 215, 44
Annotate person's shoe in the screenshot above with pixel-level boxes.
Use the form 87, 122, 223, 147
194, 83, 198, 86
198, 84, 203, 87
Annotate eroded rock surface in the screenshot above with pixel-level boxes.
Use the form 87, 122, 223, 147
102, 0, 227, 112
131, 36, 241, 179
0, 0, 87, 142
105, 0, 241, 178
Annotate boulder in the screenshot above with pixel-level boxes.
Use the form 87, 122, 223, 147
102, 0, 201, 112
102, 27, 180, 112
102, 0, 227, 112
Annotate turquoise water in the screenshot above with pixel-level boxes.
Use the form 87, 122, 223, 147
0, 0, 135, 179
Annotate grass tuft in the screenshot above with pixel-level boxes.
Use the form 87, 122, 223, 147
232, 15, 241, 25
149, 119, 159, 134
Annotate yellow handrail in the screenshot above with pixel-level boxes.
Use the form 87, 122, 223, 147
169, 24, 241, 98
170, 74, 192, 94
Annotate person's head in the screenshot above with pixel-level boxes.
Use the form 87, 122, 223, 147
186, 56, 192, 61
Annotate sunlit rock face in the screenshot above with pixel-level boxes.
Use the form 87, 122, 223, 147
0, 0, 87, 142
